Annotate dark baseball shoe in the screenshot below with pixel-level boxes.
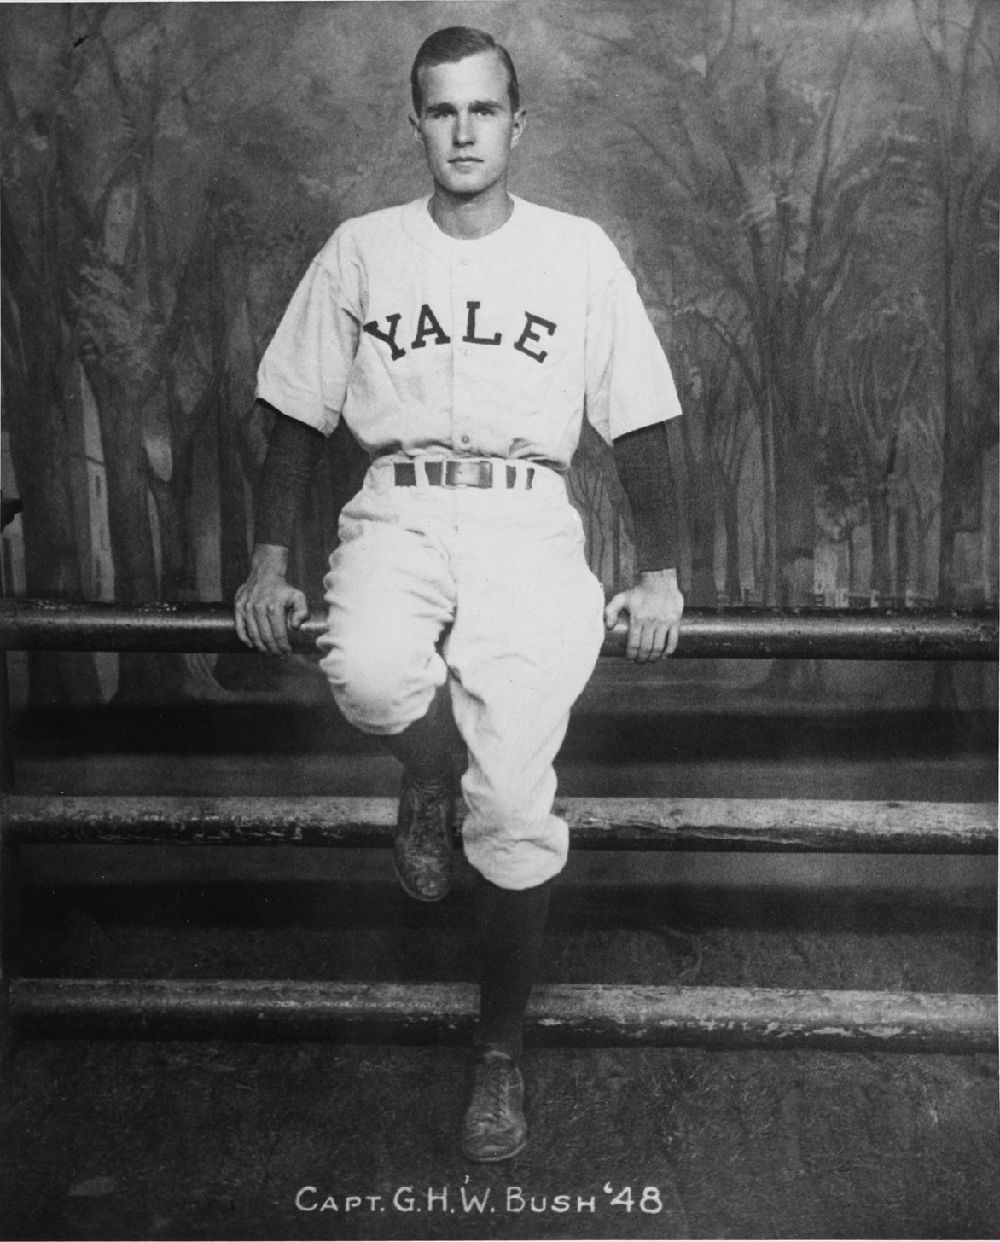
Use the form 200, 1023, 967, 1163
461, 1049, 527, 1162
393, 768, 456, 902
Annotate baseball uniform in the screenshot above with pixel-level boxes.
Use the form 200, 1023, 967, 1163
256, 194, 682, 888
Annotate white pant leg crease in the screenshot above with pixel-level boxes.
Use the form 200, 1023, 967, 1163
446, 491, 606, 889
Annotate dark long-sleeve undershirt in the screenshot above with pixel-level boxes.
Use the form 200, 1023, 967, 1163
253, 410, 326, 547
254, 411, 678, 572
611, 423, 679, 572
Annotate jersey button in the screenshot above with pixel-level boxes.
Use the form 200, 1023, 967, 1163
460, 434, 471, 445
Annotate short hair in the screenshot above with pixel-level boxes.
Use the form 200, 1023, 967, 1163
410, 26, 520, 114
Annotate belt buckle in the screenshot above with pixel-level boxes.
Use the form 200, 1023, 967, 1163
446, 459, 492, 488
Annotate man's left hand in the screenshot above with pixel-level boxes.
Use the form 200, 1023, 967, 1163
604, 568, 684, 663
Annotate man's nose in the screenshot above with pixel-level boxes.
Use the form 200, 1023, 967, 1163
453, 112, 474, 144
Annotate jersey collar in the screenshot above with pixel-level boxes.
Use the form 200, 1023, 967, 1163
402, 195, 525, 262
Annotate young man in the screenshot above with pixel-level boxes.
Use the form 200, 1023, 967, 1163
235, 26, 684, 1162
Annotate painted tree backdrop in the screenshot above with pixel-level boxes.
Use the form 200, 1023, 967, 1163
1, 0, 997, 704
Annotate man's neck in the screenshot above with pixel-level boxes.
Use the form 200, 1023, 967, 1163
429, 185, 514, 239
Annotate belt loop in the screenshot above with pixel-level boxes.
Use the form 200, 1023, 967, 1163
390, 457, 546, 490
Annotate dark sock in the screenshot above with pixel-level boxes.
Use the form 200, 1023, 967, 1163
474, 873, 552, 1059
382, 687, 464, 778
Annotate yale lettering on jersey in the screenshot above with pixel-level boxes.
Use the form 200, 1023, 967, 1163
363, 302, 557, 364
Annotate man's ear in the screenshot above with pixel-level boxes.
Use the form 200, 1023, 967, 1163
510, 108, 527, 148
409, 113, 423, 143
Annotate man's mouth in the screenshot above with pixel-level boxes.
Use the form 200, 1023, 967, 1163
450, 157, 482, 165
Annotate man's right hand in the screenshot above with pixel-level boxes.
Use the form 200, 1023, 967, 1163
234, 543, 309, 655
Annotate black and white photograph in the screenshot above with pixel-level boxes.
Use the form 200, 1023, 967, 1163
0, 1, 997, 1238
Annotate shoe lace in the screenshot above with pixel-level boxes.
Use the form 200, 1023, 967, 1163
405, 772, 453, 843
474, 1054, 514, 1126
408, 771, 453, 801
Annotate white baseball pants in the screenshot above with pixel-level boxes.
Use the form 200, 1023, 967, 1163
317, 457, 606, 890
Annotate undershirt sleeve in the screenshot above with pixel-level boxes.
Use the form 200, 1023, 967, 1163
253, 408, 326, 547
612, 421, 680, 573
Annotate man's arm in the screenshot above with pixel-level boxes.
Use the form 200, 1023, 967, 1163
604, 421, 685, 662
234, 409, 325, 655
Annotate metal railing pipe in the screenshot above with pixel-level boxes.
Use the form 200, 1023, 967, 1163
1, 599, 997, 660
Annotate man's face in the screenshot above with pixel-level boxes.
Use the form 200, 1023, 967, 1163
411, 50, 525, 199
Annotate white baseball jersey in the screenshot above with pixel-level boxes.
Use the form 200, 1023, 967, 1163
258, 194, 682, 889
256, 195, 681, 465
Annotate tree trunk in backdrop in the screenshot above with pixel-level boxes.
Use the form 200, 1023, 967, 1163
1, 195, 100, 704
774, 421, 817, 606
868, 488, 893, 600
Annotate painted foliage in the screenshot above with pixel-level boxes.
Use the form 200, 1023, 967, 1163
1, 0, 997, 703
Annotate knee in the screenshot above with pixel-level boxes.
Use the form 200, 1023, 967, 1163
319, 630, 445, 734
319, 636, 406, 730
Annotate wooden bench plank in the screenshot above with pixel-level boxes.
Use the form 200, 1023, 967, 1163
9, 978, 996, 1051
3, 795, 995, 853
